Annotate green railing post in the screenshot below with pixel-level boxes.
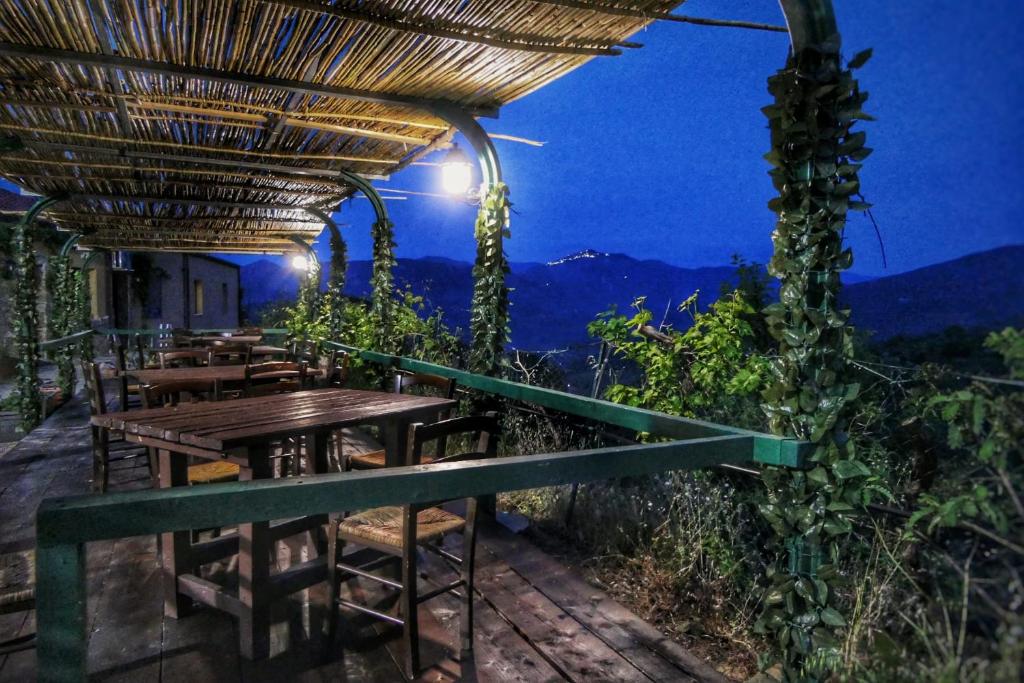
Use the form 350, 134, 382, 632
35, 539, 87, 682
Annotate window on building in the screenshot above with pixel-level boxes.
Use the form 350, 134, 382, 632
222, 282, 228, 314
193, 279, 204, 316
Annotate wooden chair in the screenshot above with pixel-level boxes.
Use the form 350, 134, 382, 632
345, 372, 457, 471
139, 379, 238, 488
249, 346, 289, 363
322, 350, 351, 388
109, 335, 141, 411
158, 349, 209, 368
82, 361, 151, 493
237, 326, 263, 337
289, 340, 319, 388
207, 342, 251, 366
326, 414, 500, 678
244, 361, 305, 398
0, 549, 36, 655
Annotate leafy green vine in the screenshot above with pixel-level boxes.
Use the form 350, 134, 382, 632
468, 182, 511, 375
369, 218, 397, 352
10, 218, 41, 431
46, 254, 76, 399
74, 265, 93, 363
325, 226, 348, 340
756, 45, 875, 681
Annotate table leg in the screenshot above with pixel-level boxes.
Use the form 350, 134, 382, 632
239, 445, 272, 660
159, 449, 192, 618
308, 431, 329, 555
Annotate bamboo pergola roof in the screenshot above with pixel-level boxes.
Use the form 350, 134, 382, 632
0, 0, 684, 253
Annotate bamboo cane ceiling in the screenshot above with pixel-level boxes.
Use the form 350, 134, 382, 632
0, 0, 682, 252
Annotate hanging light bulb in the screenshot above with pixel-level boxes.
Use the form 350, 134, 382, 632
290, 253, 309, 271
440, 143, 473, 196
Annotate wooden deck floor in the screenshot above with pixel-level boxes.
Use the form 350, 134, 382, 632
0, 391, 729, 682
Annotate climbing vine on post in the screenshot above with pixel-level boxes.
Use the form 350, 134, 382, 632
325, 227, 348, 340
756, 44, 874, 681
46, 253, 76, 399
10, 215, 41, 432
468, 183, 511, 375
74, 264, 93, 363
369, 218, 397, 351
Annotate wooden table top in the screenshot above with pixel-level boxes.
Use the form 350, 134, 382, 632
91, 388, 456, 452
123, 365, 320, 384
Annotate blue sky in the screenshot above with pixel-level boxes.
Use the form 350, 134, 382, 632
279, 0, 1023, 277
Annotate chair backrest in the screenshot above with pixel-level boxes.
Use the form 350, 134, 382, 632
207, 342, 251, 366
409, 414, 500, 467
402, 414, 501, 541
159, 349, 209, 369
289, 339, 318, 364
250, 346, 289, 363
393, 372, 457, 400
133, 335, 148, 369
140, 379, 220, 408
244, 361, 305, 397
108, 336, 128, 372
238, 326, 263, 336
323, 350, 350, 387
81, 361, 107, 417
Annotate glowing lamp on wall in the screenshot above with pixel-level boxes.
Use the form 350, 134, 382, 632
290, 254, 310, 271
440, 143, 473, 196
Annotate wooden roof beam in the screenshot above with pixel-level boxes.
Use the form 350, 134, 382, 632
531, 1, 788, 32
67, 193, 321, 214
0, 41, 500, 118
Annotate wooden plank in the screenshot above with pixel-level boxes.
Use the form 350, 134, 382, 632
84, 536, 164, 681
416, 548, 567, 683
478, 523, 729, 683
473, 557, 651, 681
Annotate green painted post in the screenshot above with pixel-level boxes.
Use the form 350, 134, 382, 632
35, 540, 87, 682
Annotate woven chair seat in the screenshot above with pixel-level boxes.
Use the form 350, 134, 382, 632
0, 550, 35, 614
339, 507, 465, 547
188, 461, 240, 484
349, 450, 436, 469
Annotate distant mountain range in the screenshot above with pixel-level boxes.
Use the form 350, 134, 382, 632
241, 245, 1024, 350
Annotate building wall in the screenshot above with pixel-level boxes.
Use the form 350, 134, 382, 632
138, 254, 239, 330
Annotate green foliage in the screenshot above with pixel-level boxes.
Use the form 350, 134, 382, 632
325, 226, 348, 340
588, 291, 769, 426
468, 183, 511, 376
757, 44, 875, 681
46, 254, 76, 399
369, 218, 397, 351
10, 218, 41, 432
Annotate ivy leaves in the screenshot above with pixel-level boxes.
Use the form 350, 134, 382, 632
468, 183, 511, 376
369, 219, 398, 352
757, 44, 874, 681
10, 218, 41, 432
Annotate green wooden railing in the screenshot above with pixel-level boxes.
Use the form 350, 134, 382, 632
34, 334, 811, 682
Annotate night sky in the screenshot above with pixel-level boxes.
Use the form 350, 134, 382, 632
260, 0, 1022, 278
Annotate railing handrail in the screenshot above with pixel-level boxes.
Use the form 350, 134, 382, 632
325, 341, 810, 467
101, 327, 289, 336
38, 328, 93, 351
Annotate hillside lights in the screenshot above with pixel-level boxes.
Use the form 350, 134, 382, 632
440, 143, 473, 196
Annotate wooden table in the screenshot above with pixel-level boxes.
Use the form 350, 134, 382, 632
124, 365, 318, 385
196, 335, 263, 344
91, 388, 456, 659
